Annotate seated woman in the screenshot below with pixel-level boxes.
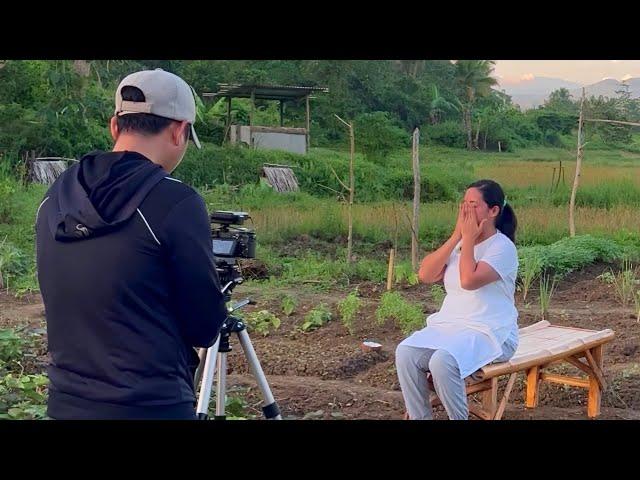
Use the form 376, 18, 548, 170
396, 179, 519, 420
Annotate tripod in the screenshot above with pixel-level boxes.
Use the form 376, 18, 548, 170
193, 277, 282, 420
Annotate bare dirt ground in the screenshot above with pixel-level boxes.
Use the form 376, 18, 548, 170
2, 262, 639, 420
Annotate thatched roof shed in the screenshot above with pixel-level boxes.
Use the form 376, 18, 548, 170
260, 164, 299, 192
27, 157, 76, 185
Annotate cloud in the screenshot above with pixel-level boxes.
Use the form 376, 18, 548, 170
621, 74, 638, 81
520, 73, 535, 81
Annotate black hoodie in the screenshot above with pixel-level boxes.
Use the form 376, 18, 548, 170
35, 151, 227, 419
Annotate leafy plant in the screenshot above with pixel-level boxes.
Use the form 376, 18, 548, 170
301, 304, 332, 332
597, 271, 616, 284
244, 310, 281, 337
0, 373, 49, 420
395, 263, 419, 286
281, 295, 297, 317
375, 291, 424, 335
0, 237, 27, 291
208, 386, 256, 420
0, 328, 25, 365
429, 284, 446, 309
338, 290, 361, 335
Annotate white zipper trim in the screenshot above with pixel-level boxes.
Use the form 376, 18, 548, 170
136, 208, 161, 246
35, 196, 50, 223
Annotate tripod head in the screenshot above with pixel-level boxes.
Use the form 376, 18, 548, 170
215, 258, 244, 303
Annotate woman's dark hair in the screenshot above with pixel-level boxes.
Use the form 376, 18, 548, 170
467, 179, 517, 243
116, 86, 190, 141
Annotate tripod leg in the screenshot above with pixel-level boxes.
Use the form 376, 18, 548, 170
215, 352, 227, 419
196, 336, 221, 419
193, 347, 207, 387
236, 329, 282, 420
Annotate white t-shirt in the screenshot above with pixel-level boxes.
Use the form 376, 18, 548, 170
400, 231, 519, 378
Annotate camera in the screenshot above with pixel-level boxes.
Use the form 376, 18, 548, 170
210, 211, 256, 292
210, 211, 256, 259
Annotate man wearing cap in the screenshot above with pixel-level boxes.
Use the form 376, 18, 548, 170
35, 69, 228, 419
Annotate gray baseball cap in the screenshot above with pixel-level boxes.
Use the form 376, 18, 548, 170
114, 68, 201, 149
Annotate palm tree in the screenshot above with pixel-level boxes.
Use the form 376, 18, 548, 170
429, 85, 461, 124
454, 60, 498, 150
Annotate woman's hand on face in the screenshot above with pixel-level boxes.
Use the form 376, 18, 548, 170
452, 202, 465, 240
461, 203, 487, 243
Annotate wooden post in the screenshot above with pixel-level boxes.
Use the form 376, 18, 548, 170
498, 141, 502, 153
386, 248, 395, 291
393, 205, 399, 252
525, 366, 540, 408
249, 89, 256, 148
411, 128, 420, 270
305, 95, 311, 152
279, 100, 284, 127
569, 87, 586, 237
224, 96, 232, 144
335, 114, 355, 264
587, 345, 604, 418
347, 121, 355, 264
249, 89, 255, 127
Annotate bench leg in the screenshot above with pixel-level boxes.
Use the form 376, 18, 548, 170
480, 377, 498, 418
493, 373, 518, 420
526, 366, 540, 408
587, 345, 604, 418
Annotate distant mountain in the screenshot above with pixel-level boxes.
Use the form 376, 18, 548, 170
500, 76, 640, 109
570, 78, 640, 99
500, 76, 582, 109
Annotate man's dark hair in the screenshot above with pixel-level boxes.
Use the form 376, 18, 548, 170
116, 86, 190, 141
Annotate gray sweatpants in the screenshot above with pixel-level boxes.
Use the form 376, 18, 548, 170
395, 339, 517, 420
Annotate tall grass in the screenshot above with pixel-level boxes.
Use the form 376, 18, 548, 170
204, 189, 640, 251
610, 259, 638, 308
476, 161, 640, 190
539, 274, 558, 320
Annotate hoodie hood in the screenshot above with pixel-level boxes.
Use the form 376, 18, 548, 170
46, 151, 167, 241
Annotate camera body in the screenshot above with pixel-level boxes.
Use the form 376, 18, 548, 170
210, 211, 256, 292
210, 211, 256, 260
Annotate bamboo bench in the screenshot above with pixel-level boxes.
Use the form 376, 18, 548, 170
418, 321, 615, 420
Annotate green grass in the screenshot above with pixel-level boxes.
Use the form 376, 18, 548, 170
2, 144, 640, 295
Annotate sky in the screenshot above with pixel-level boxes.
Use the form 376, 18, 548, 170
494, 60, 640, 86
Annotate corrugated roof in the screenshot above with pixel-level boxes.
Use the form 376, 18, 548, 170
203, 83, 329, 101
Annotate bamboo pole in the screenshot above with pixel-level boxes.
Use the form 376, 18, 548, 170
348, 121, 355, 263
411, 128, 420, 270
334, 114, 355, 264
585, 118, 640, 127
386, 248, 395, 291
569, 87, 586, 237
305, 95, 311, 152
540, 373, 590, 389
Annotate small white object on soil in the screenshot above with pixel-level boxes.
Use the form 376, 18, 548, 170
361, 341, 382, 352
